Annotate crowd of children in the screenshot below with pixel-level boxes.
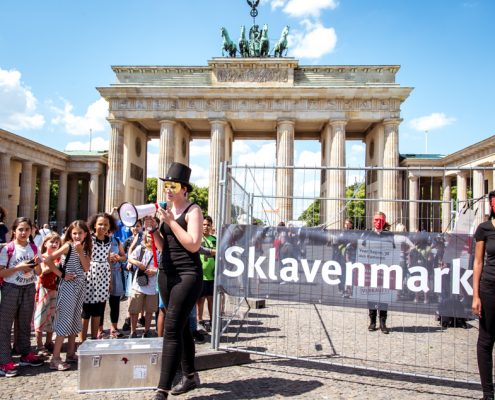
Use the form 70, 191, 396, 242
0, 209, 217, 378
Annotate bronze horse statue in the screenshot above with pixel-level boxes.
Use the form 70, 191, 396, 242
273, 25, 289, 57
259, 24, 269, 57
238, 25, 249, 57
221, 27, 237, 57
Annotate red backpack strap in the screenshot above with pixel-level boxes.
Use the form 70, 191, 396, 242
6, 241, 16, 268
29, 242, 38, 256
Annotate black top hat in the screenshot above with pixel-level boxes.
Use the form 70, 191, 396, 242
159, 162, 193, 192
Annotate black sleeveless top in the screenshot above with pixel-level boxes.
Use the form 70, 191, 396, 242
159, 203, 202, 276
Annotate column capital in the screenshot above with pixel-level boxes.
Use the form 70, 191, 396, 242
159, 119, 176, 126
408, 173, 419, 181
209, 118, 229, 127
328, 119, 348, 127
277, 119, 295, 126
382, 118, 403, 127
107, 119, 125, 129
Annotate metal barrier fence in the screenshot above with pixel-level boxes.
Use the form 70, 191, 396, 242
211, 164, 493, 384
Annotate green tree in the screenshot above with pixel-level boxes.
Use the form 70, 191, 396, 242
146, 177, 157, 203
188, 184, 209, 216
346, 182, 366, 229
298, 199, 320, 227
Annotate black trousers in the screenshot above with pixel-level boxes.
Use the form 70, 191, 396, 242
478, 280, 495, 396
157, 271, 203, 391
369, 309, 387, 321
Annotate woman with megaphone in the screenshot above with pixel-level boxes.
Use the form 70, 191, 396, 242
148, 162, 203, 400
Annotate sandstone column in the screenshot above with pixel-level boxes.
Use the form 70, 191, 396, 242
67, 175, 78, 222
105, 120, 125, 212
19, 160, 33, 218
442, 176, 452, 232
157, 120, 176, 203
56, 172, 68, 232
456, 171, 468, 211
321, 120, 346, 228
89, 173, 99, 216
432, 178, 441, 232
408, 174, 419, 232
0, 153, 11, 212
208, 120, 227, 221
381, 119, 401, 227
421, 181, 431, 231
473, 169, 485, 227
276, 120, 295, 223
38, 166, 51, 226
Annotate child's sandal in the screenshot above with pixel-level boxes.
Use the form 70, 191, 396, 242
65, 354, 78, 364
35, 346, 50, 357
49, 358, 71, 371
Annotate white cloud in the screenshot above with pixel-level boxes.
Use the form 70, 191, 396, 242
282, 0, 338, 18
409, 113, 456, 132
147, 152, 159, 178
65, 136, 109, 151
50, 97, 109, 136
233, 140, 254, 154
148, 139, 159, 149
266, 0, 338, 17
290, 21, 337, 59
235, 142, 276, 166
190, 140, 211, 157
190, 162, 210, 187
296, 149, 321, 166
0, 68, 45, 130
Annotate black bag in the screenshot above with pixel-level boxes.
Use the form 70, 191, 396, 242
56, 245, 72, 286
136, 247, 151, 287
136, 269, 148, 287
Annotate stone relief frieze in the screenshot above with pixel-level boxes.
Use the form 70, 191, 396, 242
110, 97, 400, 113
215, 68, 289, 83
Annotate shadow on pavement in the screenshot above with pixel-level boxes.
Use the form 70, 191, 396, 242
191, 376, 323, 399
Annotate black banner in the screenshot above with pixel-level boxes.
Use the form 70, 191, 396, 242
217, 225, 474, 318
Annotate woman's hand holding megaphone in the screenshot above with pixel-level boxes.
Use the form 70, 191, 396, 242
143, 214, 158, 232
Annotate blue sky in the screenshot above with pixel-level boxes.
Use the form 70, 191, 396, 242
1, 0, 494, 187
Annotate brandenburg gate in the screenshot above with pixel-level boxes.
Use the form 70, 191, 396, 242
97, 58, 412, 226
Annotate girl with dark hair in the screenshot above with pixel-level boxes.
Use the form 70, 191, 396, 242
150, 162, 204, 400
472, 190, 495, 400
44, 219, 92, 370
81, 212, 117, 341
0, 217, 44, 377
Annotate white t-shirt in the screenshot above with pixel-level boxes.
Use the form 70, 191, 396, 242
130, 245, 159, 295
0, 242, 41, 285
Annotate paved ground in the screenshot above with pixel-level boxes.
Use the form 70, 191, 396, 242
1, 298, 485, 400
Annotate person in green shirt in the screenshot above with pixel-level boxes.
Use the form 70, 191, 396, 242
196, 216, 216, 332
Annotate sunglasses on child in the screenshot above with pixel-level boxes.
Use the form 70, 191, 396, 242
163, 181, 182, 193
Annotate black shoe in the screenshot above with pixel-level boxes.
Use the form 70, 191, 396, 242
192, 330, 206, 344
170, 373, 199, 395
380, 321, 390, 334
122, 317, 130, 332
138, 316, 145, 327
368, 322, 376, 331
153, 389, 168, 400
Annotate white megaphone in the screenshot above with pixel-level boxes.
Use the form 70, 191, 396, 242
118, 202, 166, 227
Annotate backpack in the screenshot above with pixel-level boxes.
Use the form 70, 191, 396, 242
0, 241, 38, 286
